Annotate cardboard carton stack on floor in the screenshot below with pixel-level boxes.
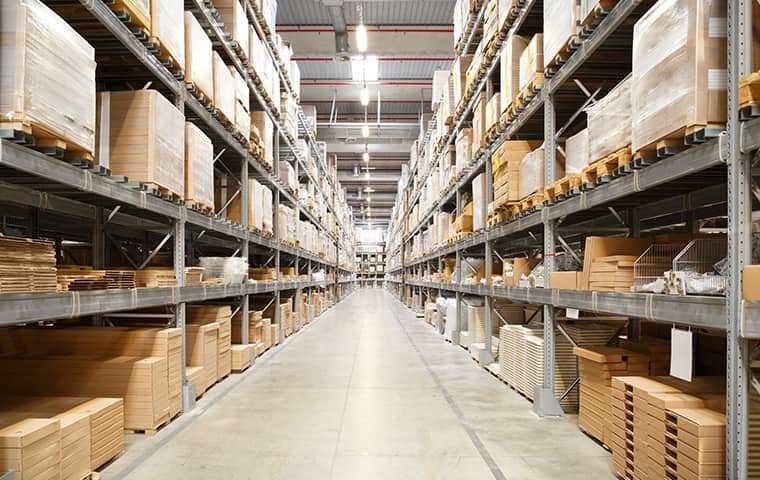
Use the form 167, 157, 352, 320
189, 306, 232, 381
186, 322, 219, 397
573, 346, 651, 446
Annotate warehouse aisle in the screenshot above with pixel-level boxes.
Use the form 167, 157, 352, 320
104, 289, 614, 480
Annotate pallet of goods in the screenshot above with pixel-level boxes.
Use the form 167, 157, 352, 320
134, 268, 177, 288
1, 0, 96, 161
185, 123, 215, 213
230, 344, 253, 372
499, 34, 527, 122
212, 52, 236, 127
215, 0, 249, 61
230, 67, 251, 141
189, 306, 232, 382
631, 0, 726, 162
0, 235, 57, 294
96, 90, 185, 201
184, 12, 214, 104
149, 0, 184, 74
543, 0, 580, 74
186, 322, 219, 398
56, 266, 136, 291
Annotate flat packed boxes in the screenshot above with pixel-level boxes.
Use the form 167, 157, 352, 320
0, 235, 57, 293
588, 255, 636, 292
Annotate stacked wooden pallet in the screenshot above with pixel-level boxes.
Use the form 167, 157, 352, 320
574, 346, 650, 446
0, 417, 61, 480
588, 255, 636, 292
134, 268, 176, 288
188, 306, 232, 381
230, 344, 252, 372
0, 235, 57, 293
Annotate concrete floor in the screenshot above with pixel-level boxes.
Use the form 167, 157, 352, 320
102, 289, 614, 480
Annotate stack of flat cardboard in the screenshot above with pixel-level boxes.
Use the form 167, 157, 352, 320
0, 235, 57, 293
186, 323, 219, 396
189, 306, 232, 381
574, 347, 650, 446
230, 344, 252, 372
664, 408, 726, 479
56, 266, 136, 291
66, 397, 123, 470
184, 267, 204, 286
0, 418, 61, 480
231, 309, 262, 344
491, 140, 541, 208
0, 356, 165, 432
588, 255, 637, 292
134, 268, 176, 288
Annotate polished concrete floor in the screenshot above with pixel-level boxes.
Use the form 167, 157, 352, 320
102, 289, 614, 480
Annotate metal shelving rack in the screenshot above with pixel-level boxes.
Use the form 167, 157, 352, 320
386, 0, 760, 471
0, 0, 355, 412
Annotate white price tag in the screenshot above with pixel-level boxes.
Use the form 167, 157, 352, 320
670, 327, 693, 382
566, 308, 579, 319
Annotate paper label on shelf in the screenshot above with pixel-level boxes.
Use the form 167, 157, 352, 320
566, 307, 579, 319
670, 327, 693, 382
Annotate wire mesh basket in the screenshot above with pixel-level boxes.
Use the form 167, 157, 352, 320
671, 237, 728, 295
633, 244, 685, 293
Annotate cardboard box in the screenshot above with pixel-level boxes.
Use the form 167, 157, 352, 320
214, 0, 249, 60
503, 258, 541, 287
543, 0, 579, 68
185, 122, 214, 209
631, 0, 726, 153
454, 215, 473, 233
213, 52, 236, 124
2, 0, 96, 156
550, 271, 580, 290
743, 265, 760, 300
581, 237, 654, 290
96, 90, 184, 197
519, 34, 544, 90
500, 34, 528, 112
184, 12, 213, 100
151, 0, 185, 71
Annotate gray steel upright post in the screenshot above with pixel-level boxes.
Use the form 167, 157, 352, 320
175, 218, 194, 412
480, 130, 495, 366
727, 0, 752, 474
534, 93, 563, 417
240, 158, 251, 365
274, 143, 283, 344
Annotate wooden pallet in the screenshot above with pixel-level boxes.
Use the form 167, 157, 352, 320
0, 120, 94, 163
487, 212, 507, 228
518, 192, 546, 213
545, 35, 580, 75
632, 124, 722, 166
544, 174, 582, 202
582, 146, 632, 185
125, 414, 171, 437
186, 200, 214, 214
740, 70, 760, 120
484, 123, 499, 144
147, 36, 184, 79
143, 182, 183, 203
515, 72, 544, 107
185, 81, 213, 107
580, 0, 619, 29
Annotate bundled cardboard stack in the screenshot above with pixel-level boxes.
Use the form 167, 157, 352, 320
664, 408, 726, 479
574, 346, 650, 445
0, 418, 61, 480
588, 255, 637, 292
491, 141, 541, 210
0, 235, 57, 293
56, 267, 136, 291
186, 323, 219, 397
189, 306, 232, 381
230, 345, 252, 372
134, 268, 176, 288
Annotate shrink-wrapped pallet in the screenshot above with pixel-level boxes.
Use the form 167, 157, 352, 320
215, 0, 249, 60
472, 173, 487, 231
184, 12, 213, 100
228, 178, 263, 230
452, 55, 473, 105
432, 70, 450, 108
261, 185, 273, 233
483, 0, 500, 42
252, 111, 274, 167
97, 90, 184, 197
279, 161, 297, 191
456, 128, 473, 173
213, 52, 236, 125
520, 148, 544, 198
229, 67, 250, 140
1, 0, 96, 154
543, 0, 579, 68
587, 76, 631, 161
472, 93, 487, 154
290, 60, 301, 99
631, 0, 726, 153
500, 34, 528, 112
184, 122, 214, 209
519, 34, 544, 90
565, 128, 589, 174
485, 93, 501, 131
151, 0, 185, 71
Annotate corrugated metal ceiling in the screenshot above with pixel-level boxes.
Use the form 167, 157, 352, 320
277, 1, 457, 26
297, 59, 449, 80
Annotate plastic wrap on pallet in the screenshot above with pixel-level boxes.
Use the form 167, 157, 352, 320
543, 0, 579, 68
631, 0, 727, 153
452, 55, 473, 106
456, 128, 473, 174
500, 34, 528, 112
432, 70, 450, 108
212, 52, 236, 124
519, 147, 545, 198
184, 13, 213, 101
483, 0, 500, 43
290, 61, 301, 99
215, 0, 249, 60
486, 93, 501, 131
249, 25, 267, 82
260, 0, 278, 37
1, 0, 96, 153
565, 128, 589, 174
587, 75, 631, 160
261, 184, 273, 233
278, 161, 297, 191
519, 34, 544, 90
437, 212, 452, 244
151, 0, 184, 71
472, 93, 487, 155
251, 111, 273, 166
98, 90, 184, 197
229, 67, 250, 140
185, 122, 214, 208
472, 173, 487, 231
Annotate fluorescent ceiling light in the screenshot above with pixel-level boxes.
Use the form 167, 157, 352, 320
356, 24, 368, 53
362, 151, 370, 162
360, 87, 369, 106
365, 171, 371, 180
362, 124, 370, 137
352, 56, 379, 82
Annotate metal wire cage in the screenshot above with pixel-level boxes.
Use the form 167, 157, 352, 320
633, 244, 685, 293
672, 237, 728, 295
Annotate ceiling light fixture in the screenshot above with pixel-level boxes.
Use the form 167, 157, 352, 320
356, 24, 368, 53
362, 124, 370, 137
360, 86, 369, 106
362, 151, 370, 162
365, 171, 371, 180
